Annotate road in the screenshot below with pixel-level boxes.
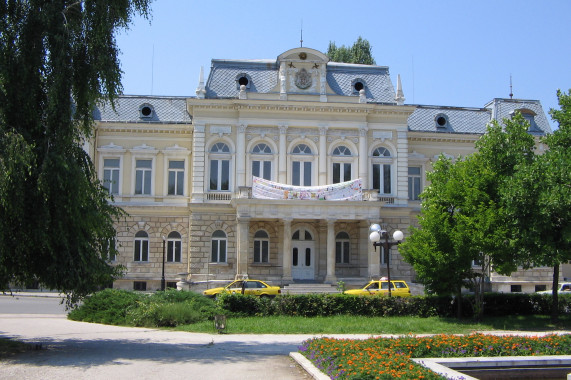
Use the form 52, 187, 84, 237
0, 293, 318, 380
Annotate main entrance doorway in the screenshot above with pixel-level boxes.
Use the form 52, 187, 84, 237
291, 229, 315, 280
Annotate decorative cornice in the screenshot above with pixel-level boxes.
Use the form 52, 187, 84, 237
96, 124, 192, 135
188, 100, 414, 117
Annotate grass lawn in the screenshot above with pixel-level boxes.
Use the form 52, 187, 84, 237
175, 314, 571, 335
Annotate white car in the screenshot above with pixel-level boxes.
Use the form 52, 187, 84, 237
537, 283, 571, 294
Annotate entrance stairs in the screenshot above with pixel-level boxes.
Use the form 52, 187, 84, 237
282, 282, 340, 295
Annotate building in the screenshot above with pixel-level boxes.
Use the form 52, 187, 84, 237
91, 46, 560, 293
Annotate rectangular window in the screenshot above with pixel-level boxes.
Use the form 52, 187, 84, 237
292, 161, 300, 186
135, 159, 152, 195
254, 240, 269, 263
134, 239, 149, 262
252, 160, 271, 180
211, 240, 227, 262
210, 159, 230, 191
168, 160, 184, 195
383, 164, 391, 194
103, 158, 120, 195
333, 163, 351, 184
373, 164, 391, 194
133, 281, 147, 291
166, 282, 177, 289
511, 284, 522, 293
167, 240, 181, 262
535, 285, 547, 292
335, 241, 350, 264
408, 166, 421, 200
303, 162, 311, 186
292, 161, 312, 186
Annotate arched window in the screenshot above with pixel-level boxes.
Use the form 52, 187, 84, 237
211, 230, 227, 263
251, 143, 273, 180
291, 144, 313, 186
253, 230, 269, 263
209, 143, 231, 191
134, 231, 149, 262
332, 145, 352, 184
335, 232, 350, 264
167, 231, 182, 262
372, 146, 393, 195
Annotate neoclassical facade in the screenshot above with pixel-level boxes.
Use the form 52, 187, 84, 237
91, 47, 561, 293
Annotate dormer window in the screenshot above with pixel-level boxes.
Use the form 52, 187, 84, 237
511, 108, 539, 131
435, 113, 449, 129
236, 73, 252, 90
352, 78, 366, 94
139, 103, 154, 119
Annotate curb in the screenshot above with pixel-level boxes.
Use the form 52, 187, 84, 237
290, 352, 330, 380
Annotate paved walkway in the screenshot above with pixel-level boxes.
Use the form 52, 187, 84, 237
0, 313, 338, 380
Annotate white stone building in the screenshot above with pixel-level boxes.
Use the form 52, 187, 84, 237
91, 46, 562, 293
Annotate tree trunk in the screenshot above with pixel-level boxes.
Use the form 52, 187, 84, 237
456, 286, 463, 319
551, 263, 559, 324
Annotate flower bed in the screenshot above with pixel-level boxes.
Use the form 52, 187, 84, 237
298, 333, 571, 380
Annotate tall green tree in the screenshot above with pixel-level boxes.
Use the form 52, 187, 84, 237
327, 36, 376, 65
503, 90, 571, 322
0, 0, 152, 305
401, 113, 537, 320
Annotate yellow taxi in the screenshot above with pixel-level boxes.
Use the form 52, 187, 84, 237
203, 279, 281, 298
344, 278, 411, 297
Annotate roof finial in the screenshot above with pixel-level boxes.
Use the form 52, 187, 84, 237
196, 66, 206, 99
395, 74, 405, 105
300, 20, 303, 47
509, 74, 513, 99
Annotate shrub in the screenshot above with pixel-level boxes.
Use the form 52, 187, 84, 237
127, 291, 219, 327
68, 288, 142, 325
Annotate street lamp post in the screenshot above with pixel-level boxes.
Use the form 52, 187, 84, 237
161, 235, 166, 291
369, 224, 404, 297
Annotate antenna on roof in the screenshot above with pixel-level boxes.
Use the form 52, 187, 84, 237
509, 74, 513, 99
300, 19, 303, 47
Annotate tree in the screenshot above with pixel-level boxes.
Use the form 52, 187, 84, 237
503, 90, 571, 322
327, 36, 376, 65
401, 113, 537, 320
400, 155, 499, 319
0, 0, 152, 305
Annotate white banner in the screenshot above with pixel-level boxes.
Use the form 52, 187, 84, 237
252, 177, 362, 201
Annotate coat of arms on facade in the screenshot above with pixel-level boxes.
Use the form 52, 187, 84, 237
295, 68, 312, 89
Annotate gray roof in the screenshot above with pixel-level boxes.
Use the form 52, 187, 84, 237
485, 98, 552, 134
94, 96, 192, 123
326, 63, 395, 103
204, 58, 396, 103
408, 106, 492, 134
206, 60, 278, 99
408, 98, 551, 135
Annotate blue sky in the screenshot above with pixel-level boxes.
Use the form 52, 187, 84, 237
117, 1, 571, 130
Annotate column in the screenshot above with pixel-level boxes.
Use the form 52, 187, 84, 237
367, 220, 381, 278
324, 219, 336, 283
359, 126, 369, 189
278, 124, 288, 184
236, 217, 249, 277
236, 123, 246, 189
191, 124, 206, 203
282, 218, 293, 281
396, 130, 409, 205
318, 125, 327, 186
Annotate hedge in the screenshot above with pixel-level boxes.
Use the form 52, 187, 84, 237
217, 292, 571, 318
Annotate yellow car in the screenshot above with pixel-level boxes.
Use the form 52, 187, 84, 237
203, 279, 281, 298
344, 279, 411, 297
